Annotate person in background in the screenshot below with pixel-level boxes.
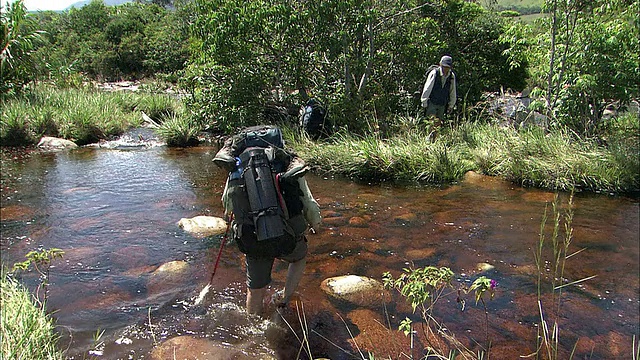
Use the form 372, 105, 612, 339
420, 55, 457, 139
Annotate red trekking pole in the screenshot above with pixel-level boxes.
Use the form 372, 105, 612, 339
194, 214, 233, 305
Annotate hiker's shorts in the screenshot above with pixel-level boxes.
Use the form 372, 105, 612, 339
245, 236, 308, 289
425, 102, 446, 120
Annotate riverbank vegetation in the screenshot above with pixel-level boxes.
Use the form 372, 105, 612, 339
287, 114, 639, 194
2, 83, 637, 193
2, 0, 638, 193
0, 269, 64, 360
0, 84, 184, 145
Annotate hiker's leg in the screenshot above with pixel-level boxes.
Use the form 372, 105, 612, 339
425, 103, 441, 139
435, 104, 445, 120
279, 238, 308, 305
247, 287, 266, 315
283, 257, 306, 304
433, 107, 444, 141
245, 255, 274, 315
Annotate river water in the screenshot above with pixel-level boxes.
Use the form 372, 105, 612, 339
0, 140, 638, 359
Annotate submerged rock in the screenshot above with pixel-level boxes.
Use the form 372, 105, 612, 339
348, 216, 369, 227
476, 262, 495, 273
152, 260, 189, 276
147, 260, 190, 295
346, 308, 411, 357
178, 216, 227, 238
320, 275, 388, 308
393, 212, 417, 224
404, 247, 436, 260
151, 336, 277, 360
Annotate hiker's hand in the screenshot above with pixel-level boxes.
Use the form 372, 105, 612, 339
447, 107, 454, 115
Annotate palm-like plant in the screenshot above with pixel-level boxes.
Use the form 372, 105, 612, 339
1, 0, 45, 98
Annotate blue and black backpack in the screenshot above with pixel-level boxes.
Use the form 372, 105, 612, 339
213, 125, 307, 258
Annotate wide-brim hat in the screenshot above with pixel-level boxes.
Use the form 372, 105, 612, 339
440, 55, 453, 68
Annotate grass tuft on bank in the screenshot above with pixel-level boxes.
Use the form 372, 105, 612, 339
0, 85, 184, 146
287, 116, 639, 194
0, 269, 64, 360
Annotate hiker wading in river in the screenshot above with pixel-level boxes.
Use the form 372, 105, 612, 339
213, 125, 321, 316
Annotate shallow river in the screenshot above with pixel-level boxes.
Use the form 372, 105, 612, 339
0, 140, 638, 359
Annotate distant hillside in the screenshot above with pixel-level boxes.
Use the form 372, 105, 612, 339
482, 0, 543, 15
65, 0, 132, 10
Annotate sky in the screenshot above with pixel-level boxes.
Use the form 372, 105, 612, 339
2, 0, 78, 11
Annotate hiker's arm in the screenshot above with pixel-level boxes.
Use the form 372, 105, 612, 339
298, 177, 321, 230
420, 70, 437, 107
448, 74, 457, 110
221, 178, 232, 219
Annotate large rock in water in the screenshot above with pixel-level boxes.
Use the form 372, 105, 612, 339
37, 136, 78, 150
151, 336, 277, 360
320, 275, 388, 308
146, 260, 190, 295
151, 260, 189, 276
178, 216, 227, 238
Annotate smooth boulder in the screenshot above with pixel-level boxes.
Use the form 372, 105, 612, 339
151, 336, 277, 360
178, 216, 227, 238
321, 275, 387, 308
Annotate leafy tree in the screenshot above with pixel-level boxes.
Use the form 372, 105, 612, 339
62, 0, 113, 78
185, 0, 527, 133
503, 0, 640, 136
143, 12, 189, 75
44, 0, 179, 80
1, 0, 45, 97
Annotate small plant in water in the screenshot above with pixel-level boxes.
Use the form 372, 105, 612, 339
88, 329, 106, 357
383, 267, 498, 359
383, 266, 466, 358
383, 266, 454, 314
12, 248, 64, 304
462, 276, 497, 357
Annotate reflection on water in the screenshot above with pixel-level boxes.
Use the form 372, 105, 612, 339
1, 145, 638, 359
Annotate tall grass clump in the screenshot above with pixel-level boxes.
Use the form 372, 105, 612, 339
155, 112, 201, 147
288, 123, 473, 185
1, 84, 187, 146
288, 117, 638, 194
134, 92, 184, 121
601, 113, 640, 191
0, 101, 32, 146
0, 268, 64, 360
461, 122, 639, 193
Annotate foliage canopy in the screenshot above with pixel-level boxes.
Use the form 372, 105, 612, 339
184, 0, 527, 133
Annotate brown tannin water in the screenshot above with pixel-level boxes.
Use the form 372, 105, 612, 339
1, 143, 638, 359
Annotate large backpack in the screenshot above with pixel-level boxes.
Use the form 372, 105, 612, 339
414, 65, 438, 101
214, 125, 305, 258
299, 98, 329, 139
